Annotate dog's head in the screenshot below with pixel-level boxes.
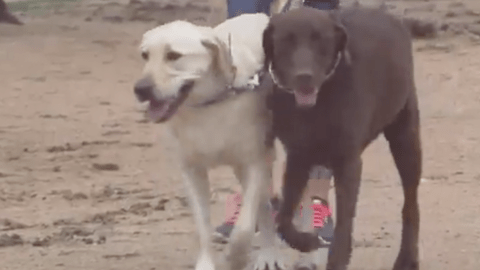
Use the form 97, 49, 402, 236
134, 20, 235, 123
263, 7, 348, 108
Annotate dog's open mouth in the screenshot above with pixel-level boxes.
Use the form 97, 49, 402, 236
145, 81, 194, 123
293, 87, 319, 108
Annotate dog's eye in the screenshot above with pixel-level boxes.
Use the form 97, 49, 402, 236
166, 51, 182, 61
141, 51, 149, 61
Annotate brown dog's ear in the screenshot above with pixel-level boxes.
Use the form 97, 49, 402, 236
328, 10, 351, 64
262, 24, 275, 71
201, 36, 236, 83
333, 23, 351, 65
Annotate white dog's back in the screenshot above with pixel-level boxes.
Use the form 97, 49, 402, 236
214, 13, 270, 88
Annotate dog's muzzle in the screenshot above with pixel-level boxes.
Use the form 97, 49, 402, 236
134, 76, 156, 102
133, 77, 195, 123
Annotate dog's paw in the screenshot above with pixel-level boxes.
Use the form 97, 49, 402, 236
195, 253, 215, 270
393, 255, 419, 270
293, 247, 328, 270
252, 248, 285, 270
293, 262, 317, 270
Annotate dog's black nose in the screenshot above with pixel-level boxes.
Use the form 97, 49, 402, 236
295, 72, 314, 86
134, 76, 155, 101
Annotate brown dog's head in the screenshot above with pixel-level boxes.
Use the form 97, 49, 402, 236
263, 7, 348, 108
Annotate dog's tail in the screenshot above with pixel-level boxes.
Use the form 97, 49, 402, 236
276, 210, 325, 253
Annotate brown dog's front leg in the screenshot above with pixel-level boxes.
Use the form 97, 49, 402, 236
327, 157, 362, 270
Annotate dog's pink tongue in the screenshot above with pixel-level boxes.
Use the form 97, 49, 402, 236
147, 101, 170, 122
294, 88, 317, 107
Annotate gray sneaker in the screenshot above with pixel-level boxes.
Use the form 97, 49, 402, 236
212, 195, 281, 244
212, 192, 242, 244
279, 196, 334, 247
310, 197, 334, 245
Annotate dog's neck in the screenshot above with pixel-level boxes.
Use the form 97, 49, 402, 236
188, 65, 264, 108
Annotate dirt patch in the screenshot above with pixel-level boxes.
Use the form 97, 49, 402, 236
0, 234, 24, 247
0, 0, 479, 269
87, 0, 214, 25
0, 219, 30, 231
30, 226, 107, 247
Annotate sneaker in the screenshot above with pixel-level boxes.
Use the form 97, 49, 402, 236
212, 194, 335, 246
212, 192, 242, 244
310, 196, 334, 245
278, 197, 334, 247
212, 194, 281, 244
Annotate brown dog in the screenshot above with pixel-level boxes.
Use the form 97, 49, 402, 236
263, 6, 421, 270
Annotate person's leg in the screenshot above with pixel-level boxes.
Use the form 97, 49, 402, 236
227, 0, 275, 19
303, 0, 340, 10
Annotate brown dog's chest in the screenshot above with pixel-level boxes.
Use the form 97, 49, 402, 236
270, 89, 364, 163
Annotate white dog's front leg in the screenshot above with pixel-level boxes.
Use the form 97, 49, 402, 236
182, 166, 215, 270
227, 164, 266, 270
253, 193, 285, 270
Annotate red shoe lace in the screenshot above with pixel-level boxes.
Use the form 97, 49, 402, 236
310, 202, 332, 228
225, 192, 242, 225
224, 193, 280, 225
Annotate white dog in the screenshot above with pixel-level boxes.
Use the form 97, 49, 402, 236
134, 13, 283, 270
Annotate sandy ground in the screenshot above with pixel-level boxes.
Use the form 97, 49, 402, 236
1, 0, 480, 269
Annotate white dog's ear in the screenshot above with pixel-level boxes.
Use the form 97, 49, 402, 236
201, 37, 236, 84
